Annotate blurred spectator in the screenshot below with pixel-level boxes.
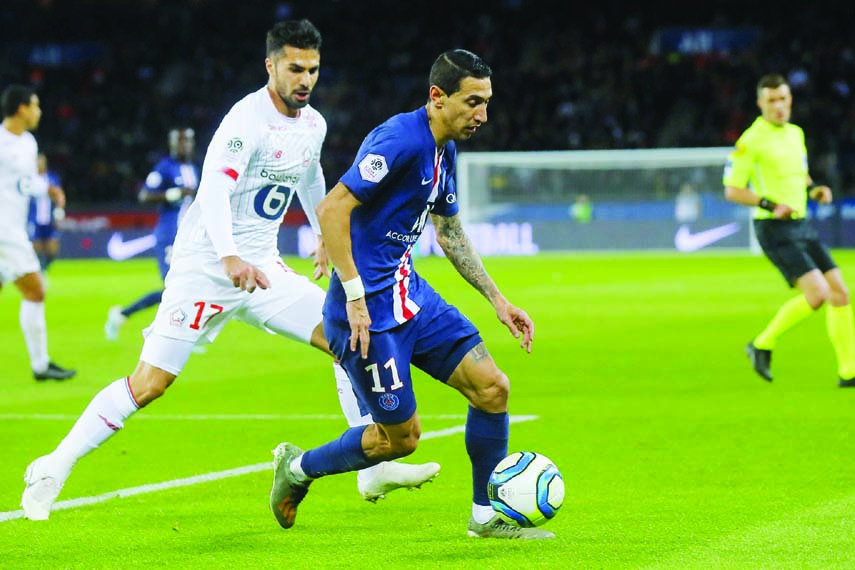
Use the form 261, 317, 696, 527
570, 194, 592, 223
675, 183, 701, 223
1, 0, 854, 204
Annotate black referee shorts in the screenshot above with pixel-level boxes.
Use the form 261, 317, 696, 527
753, 218, 837, 287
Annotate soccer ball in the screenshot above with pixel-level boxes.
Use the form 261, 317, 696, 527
487, 451, 564, 528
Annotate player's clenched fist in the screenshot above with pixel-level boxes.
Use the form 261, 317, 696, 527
221, 255, 270, 293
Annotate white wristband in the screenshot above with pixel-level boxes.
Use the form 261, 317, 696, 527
165, 187, 183, 203
341, 276, 365, 302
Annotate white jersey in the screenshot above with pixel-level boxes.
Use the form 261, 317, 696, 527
0, 126, 39, 242
173, 86, 327, 266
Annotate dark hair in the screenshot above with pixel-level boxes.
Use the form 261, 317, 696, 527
1, 84, 36, 118
266, 19, 322, 57
757, 73, 787, 94
429, 49, 492, 96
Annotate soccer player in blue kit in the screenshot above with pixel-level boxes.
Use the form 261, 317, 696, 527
269, 49, 553, 539
105, 128, 200, 340
27, 153, 65, 271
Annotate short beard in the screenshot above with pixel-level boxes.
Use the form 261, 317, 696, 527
280, 92, 309, 110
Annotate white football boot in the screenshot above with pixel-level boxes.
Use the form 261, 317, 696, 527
21, 456, 69, 521
357, 461, 441, 503
104, 306, 126, 341
467, 514, 556, 539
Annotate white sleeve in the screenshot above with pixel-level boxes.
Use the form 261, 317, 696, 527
196, 171, 238, 258
296, 158, 325, 235
195, 102, 256, 259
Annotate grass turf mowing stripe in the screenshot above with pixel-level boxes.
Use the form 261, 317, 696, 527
0, 413, 473, 421
0, 414, 537, 522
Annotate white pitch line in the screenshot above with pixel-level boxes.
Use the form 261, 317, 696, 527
0, 413, 471, 421
0, 414, 538, 522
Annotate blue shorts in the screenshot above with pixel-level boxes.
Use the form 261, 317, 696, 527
324, 292, 482, 424
29, 223, 57, 241
154, 241, 173, 280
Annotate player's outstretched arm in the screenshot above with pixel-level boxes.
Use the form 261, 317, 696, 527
311, 235, 331, 280
724, 185, 794, 219
317, 183, 371, 358
808, 182, 833, 205
47, 184, 66, 209
221, 255, 269, 293
431, 213, 534, 352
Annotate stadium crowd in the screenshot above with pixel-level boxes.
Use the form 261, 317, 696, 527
1, 0, 854, 204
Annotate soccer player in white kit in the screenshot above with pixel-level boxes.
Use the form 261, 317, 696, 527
21, 19, 438, 521
0, 85, 75, 381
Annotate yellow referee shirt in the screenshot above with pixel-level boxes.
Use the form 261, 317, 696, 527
722, 117, 809, 219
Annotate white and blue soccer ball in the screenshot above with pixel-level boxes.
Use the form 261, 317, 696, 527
487, 451, 564, 528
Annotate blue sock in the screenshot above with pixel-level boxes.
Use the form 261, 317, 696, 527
301, 426, 377, 478
465, 406, 509, 505
122, 290, 163, 318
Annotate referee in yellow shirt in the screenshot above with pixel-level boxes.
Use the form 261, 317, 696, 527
724, 73, 855, 387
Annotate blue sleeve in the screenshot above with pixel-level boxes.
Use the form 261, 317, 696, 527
340, 124, 418, 203
430, 143, 459, 217
144, 159, 170, 192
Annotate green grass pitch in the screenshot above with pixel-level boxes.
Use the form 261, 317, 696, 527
2, 251, 855, 569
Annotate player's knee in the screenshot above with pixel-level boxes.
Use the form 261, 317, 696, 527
470, 369, 510, 411
369, 422, 421, 460
831, 284, 850, 306
805, 288, 830, 310
388, 432, 420, 457
24, 290, 46, 302
128, 367, 176, 406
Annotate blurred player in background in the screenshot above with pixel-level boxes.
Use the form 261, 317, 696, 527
0, 85, 75, 381
104, 127, 199, 340
21, 19, 438, 521
269, 49, 551, 539
27, 153, 66, 272
724, 73, 855, 386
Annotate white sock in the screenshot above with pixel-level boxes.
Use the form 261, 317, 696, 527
334, 362, 383, 480
289, 454, 310, 483
334, 362, 372, 428
472, 503, 496, 524
49, 378, 140, 472
20, 300, 49, 372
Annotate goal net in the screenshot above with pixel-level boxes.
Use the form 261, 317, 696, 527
454, 147, 756, 254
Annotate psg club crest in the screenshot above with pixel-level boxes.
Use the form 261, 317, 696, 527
378, 393, 399, 411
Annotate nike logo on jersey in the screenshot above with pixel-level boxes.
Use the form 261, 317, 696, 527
674, 223, 740, 252
107, 232, 157, 260
421, 177, 433, 185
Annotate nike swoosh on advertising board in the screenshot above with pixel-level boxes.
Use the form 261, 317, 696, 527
107, 232, 157, 260
674, 223, 740, 252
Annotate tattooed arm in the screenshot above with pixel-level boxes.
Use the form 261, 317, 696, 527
431, 213, 501, 302
431, 213, 534, 352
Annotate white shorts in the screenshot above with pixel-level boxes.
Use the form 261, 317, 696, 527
0, 234, 40, 284
139, 256, 325, 374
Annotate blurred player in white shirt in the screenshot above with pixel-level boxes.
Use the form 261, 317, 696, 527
0, 85, 75, 381
21, 19, 438, 521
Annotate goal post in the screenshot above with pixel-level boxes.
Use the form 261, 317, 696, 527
455, 147, 761, 254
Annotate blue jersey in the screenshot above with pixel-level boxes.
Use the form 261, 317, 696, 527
27, 171, 61, 239
144, 156, 200, 245
324, 107, 459, 332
